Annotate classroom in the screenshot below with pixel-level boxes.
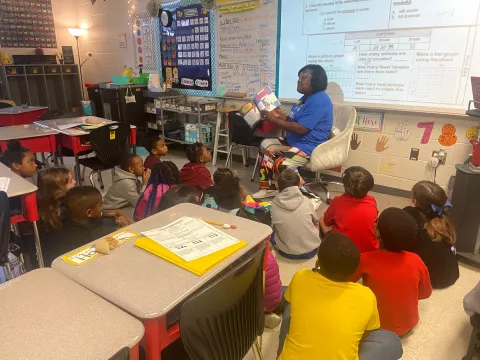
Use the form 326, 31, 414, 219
0, 0, 479, 359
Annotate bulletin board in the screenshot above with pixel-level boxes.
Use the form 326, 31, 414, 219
161, 4, 213, 91
215, 0, 278, 97
0, 0, 57, 48
155, 0, 216, 97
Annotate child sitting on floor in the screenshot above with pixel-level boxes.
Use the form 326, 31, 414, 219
202, 168, 247, 214
179, 142, 213, 198
1, 140, 38, 213
279, 233, 403, 360
157, 184, 198, 212
403, 180, 459, 289
134, 161, 180, 221
103, 154, 151, 217
143, 136, 168, 170
320, 166, 378, 252
37, 167, 76, 231
37, 167, 131, 232
351, 207, 432, 336
0, 140, 38, 178
42, 186, 119, 266
237, 202, 283, 329
271, 168, 320, 259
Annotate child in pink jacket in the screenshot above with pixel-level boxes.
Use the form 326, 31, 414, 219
237, 203, 283, 328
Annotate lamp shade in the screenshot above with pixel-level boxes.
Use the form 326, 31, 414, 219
68, 28, 86, 37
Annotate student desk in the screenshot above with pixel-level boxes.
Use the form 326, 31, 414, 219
0, 106, 48, 126
0, 124, 58, 165
52, 203, 272, 360
34, 116, 137, 186
0, 162, 44, 267
0, 268, 144, 360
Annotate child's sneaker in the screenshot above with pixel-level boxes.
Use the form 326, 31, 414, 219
252, 189, 279, 200
264, 312, 282, 329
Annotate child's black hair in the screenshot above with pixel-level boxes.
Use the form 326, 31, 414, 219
157, 184, 197, 212
186, 142, 205, 163
377, 208, 417, 252
236, 207, 272, 227
342, 166, 374, 198
277, 168, 300, 192
317, 233, 360, 281
0, 140, 30, 168
65, 186, 101, 219
144, 136, 163, 155
211, 168, 243, 210
119, 153, 139, 172
138, 161, 180, 219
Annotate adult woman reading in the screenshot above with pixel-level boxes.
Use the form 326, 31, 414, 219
257, 64, 333, 196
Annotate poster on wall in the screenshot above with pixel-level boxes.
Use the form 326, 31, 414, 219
161, 4, 212, 91
132, 13, 158, 72
0, 0, 57, 48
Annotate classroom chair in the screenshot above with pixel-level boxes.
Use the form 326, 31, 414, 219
180, 243, 266, 360
0, 99, 15, 109
78, 123, 131, 189
302, 104, 357, 203
225, 111, 265, 181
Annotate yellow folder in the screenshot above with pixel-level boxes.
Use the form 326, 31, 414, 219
135, 237, 248, 276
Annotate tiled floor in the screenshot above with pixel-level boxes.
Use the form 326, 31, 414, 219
63, 147, 479, 360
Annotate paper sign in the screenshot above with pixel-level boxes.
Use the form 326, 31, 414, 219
417, 122, 434, 144
118, 33, 127, 48
62, 231, 140, 266
110, 131, 116, 140
355, 113, 384, 132
219, 1, 258, 14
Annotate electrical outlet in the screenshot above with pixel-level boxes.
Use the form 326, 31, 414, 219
432, 149, 447, 165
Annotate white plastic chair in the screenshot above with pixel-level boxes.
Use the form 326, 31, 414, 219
303, 104, 357, 202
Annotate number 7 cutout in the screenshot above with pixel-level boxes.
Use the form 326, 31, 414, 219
417, 122, 434, 144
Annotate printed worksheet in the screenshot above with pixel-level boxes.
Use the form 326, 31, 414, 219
142, 217, 240, 262
0, 177, 10, 192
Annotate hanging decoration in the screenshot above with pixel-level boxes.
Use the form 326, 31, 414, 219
132, 12, 158, 71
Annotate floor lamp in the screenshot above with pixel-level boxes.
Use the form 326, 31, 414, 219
68, 28, 86, 101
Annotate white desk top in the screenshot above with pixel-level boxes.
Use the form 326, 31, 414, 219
0, 162, 37, 197
0, 124, 57, 141
53, 203, 272, 319
0, 106, 48, 114
0, 268, 144, 360
34, 117, 136, 137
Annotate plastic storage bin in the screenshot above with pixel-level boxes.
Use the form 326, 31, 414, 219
111, 76, 130, 85
184, 123, 216, 145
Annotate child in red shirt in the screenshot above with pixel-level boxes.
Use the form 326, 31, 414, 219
180, 142, 213, 198
143, 136, 168, 170
351, 208, 432, 336
320, 166, 378, 252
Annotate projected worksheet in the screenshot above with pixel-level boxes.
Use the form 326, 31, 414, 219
279, 0, 480, 109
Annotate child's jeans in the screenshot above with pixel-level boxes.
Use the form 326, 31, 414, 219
278, 286, 403, 359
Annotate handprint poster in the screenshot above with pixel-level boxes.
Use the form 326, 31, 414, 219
355, 113, 384, 133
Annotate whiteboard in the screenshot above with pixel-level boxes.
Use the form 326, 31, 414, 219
215, 0, 278, 98
278, 0, 480, 111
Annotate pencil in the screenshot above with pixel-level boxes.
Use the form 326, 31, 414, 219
203, 220, 237, 229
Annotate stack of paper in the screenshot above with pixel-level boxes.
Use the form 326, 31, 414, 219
135, 217, 247, 275
0, 177, 10, 192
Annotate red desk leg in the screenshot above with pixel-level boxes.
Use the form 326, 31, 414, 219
130, 127, 137, 154
129, 344, 140, 360
144, 319, 162, 360
143, 317, 180, 360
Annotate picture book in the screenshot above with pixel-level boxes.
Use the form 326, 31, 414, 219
240, 87, 281, 128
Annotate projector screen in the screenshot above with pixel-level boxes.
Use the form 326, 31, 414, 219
278, 0, 480, 110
